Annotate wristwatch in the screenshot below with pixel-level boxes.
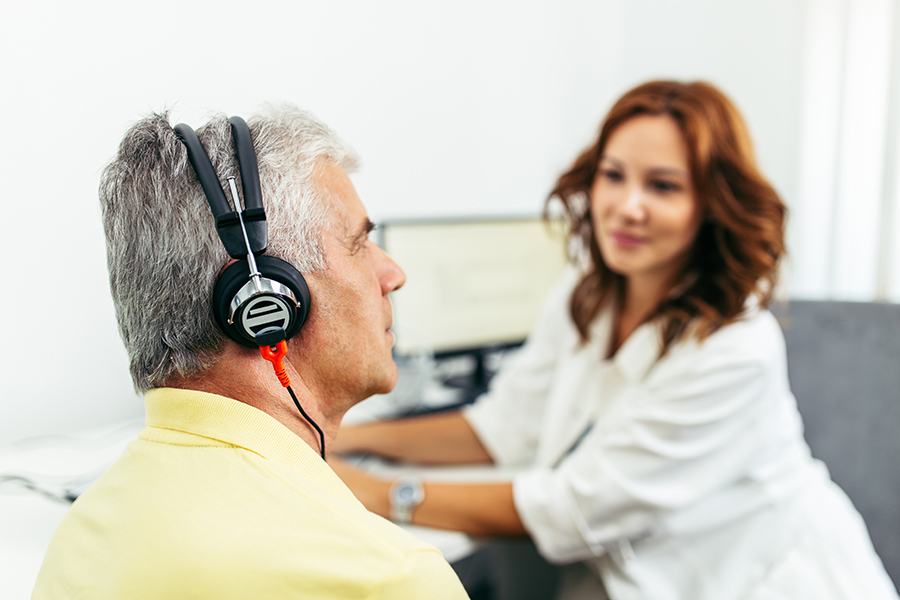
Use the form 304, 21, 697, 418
389, 476, 425, 524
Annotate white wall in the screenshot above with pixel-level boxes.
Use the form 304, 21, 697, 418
792, 0, 900, 301
0, 0, 809, 443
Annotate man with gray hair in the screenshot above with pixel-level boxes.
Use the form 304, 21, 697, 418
32, 106, 469, 599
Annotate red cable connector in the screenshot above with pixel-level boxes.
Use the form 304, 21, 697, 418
260, 340, 291, 387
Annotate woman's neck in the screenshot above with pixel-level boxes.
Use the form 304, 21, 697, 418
610, 273, 676, 356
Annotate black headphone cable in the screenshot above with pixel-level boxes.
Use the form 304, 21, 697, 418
260, 340, 326, 460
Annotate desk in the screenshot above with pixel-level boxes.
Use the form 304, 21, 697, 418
0, 419, 143, 599
0, 491, 69, 599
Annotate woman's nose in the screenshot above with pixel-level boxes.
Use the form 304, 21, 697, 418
618, 185, 647, 221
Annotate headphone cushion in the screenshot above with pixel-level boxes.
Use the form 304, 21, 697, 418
212, 255, 312, 347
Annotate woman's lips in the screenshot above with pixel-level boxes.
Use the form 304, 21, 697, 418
610, 231, 645, 248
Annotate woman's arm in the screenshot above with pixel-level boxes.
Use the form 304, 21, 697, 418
334, 410, 493, 465
329, 456, 526, 536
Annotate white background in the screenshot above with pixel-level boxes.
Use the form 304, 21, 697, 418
1, 0, 895, 444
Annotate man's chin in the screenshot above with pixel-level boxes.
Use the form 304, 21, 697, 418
378, 362, 400, 395
357, 364, 399, 401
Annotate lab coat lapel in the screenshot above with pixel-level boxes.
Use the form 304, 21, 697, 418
536, 308, 615, 467
535, 312, 662, 467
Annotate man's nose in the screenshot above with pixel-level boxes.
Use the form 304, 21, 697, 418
378, 247, 406, 295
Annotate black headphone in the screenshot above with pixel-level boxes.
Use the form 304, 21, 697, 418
174, 117, 312, 349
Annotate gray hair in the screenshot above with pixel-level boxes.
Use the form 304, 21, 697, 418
100, 104, 359, 392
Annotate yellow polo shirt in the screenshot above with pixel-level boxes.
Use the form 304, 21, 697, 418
32, 388, 469, 599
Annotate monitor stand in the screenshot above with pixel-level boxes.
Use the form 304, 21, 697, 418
441, 348, 493, 404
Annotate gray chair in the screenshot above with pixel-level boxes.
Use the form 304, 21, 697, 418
773, 300, 900, 590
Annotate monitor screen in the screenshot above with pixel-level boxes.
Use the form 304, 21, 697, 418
379, 216, 570, 356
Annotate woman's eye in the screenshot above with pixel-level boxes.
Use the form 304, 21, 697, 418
651, 180, 680, 193
601, 169, 623, 182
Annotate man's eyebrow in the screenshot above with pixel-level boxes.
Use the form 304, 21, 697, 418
350, 218, 377, 248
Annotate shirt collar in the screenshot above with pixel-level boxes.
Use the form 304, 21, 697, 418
590, 303, 662, 383
613, 320, 662, 383
143, 388, 356, 501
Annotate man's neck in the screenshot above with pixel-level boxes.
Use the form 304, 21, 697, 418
168, 344, 341, 458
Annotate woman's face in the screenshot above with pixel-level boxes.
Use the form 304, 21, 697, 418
590, 114, 703, 291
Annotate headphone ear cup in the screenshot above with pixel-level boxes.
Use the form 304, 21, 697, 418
212, 256, 312, 348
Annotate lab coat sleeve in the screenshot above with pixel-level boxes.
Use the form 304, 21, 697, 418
463, 267, 580, 467
514, 334, 773, 564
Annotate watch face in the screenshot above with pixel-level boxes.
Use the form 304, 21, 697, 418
390, 478, 423, 524
391, 478, 423, 510
396, 486, 417, 504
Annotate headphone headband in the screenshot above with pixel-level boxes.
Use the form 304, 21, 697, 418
173, 118, 267, 258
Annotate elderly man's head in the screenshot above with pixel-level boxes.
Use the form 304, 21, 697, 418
101, 106, 403, 401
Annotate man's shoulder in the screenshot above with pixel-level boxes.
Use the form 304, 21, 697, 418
34, 437, 467, 599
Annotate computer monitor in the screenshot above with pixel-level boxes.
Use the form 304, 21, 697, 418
379, 216, 570, 387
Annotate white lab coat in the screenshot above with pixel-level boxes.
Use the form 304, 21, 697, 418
464, 267, 898, 600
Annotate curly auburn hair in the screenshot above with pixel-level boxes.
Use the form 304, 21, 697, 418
547, 80, 787, 352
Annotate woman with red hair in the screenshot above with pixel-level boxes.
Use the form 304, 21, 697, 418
332, 81, 897, 599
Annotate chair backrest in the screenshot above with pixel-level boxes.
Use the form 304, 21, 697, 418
772, 300, 900, 589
